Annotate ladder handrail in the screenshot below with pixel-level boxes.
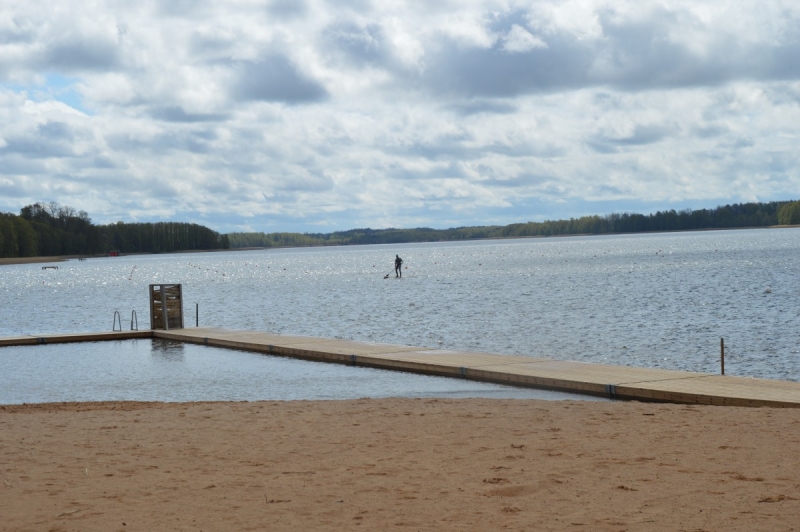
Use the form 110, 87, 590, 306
130, 310, 138, 331
112, 311, 122, 332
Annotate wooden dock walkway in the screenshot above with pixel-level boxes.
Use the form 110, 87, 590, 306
3, 327, 800, 407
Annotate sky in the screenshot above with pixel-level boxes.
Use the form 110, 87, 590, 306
1, 0, 799, 234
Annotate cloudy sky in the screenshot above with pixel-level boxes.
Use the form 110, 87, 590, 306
1, 0, 799, 233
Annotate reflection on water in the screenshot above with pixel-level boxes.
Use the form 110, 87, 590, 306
151, 339, 185, 362
0, 340, 603, 404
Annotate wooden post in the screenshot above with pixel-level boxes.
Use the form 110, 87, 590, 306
720, 338, 725, 375
161, 289, 169, 330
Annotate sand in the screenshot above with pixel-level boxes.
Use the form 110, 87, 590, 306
2, 399, 799, 531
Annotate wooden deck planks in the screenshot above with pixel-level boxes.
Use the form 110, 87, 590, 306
0, 330, 151, 346
3, 327, 800, 407
0, 336, 38, 347
154, 327, 421, 364
155, 328, 800, 407
617, 375, 800, 407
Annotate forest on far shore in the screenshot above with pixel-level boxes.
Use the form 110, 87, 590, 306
0, 202, 229, 258
227, 199, 800, 249
2, 199, 800, 259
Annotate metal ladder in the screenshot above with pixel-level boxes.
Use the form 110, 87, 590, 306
112, 310, 139, 331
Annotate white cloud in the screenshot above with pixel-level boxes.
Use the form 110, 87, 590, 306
502, 24, 548, 52
0, 0, 799, 231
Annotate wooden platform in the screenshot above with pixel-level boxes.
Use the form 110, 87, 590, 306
0, 330, 151, 347
3, 327, 800, 407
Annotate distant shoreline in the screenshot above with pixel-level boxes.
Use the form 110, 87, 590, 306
2, 225, 797, 267
0, 248, 250, 267
0, 255, 85, 266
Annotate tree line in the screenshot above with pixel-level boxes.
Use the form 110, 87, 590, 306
228, 200, 800, 249
0, 202, 229, 258
3, 199, 798, 258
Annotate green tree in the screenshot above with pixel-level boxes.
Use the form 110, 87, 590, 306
0, 214, 18, 257
12, 216, 37, 257
778, 201, 800, 225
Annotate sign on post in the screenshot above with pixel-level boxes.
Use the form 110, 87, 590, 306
149, 284, 184, 330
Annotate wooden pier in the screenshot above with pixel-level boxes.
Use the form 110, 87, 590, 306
3, 327, 800, 407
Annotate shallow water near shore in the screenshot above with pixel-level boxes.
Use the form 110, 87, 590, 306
1, 228, 800, 390
0, 339, 598, 403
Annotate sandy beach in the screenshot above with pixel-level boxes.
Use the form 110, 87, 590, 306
2, 399, 799, 531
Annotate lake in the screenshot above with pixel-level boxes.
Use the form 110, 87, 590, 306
1, 228, 799, 396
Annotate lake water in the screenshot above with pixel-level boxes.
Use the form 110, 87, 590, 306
0, 339, 587, 404
1, 228, 799, 401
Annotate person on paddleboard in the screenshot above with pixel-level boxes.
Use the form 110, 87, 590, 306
395, 255, 403, 278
